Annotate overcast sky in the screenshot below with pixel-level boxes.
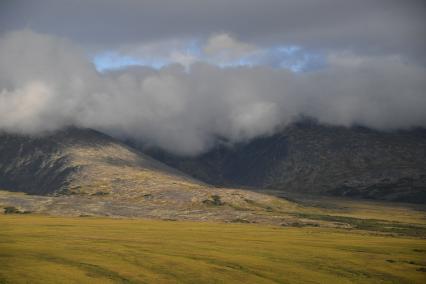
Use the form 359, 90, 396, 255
0, 1, 425, 155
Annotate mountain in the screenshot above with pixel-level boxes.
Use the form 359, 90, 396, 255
141, 121, 426, 203
0, 127, 205, 196
0, 128, 298, 223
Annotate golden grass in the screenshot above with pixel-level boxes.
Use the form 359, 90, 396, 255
1, 214, 425, 283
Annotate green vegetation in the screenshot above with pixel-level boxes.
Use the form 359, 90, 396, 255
3, 206, 30, 214
293, 212, 426, 237
3, 206, 20, 214
1, 214, 425, 283
92, 191, 110, 196
202, 194, 224, 206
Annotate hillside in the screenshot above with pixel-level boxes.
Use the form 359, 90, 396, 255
0, 128, 204, 196
0, 128, 300, 223
142, 121, 426, 203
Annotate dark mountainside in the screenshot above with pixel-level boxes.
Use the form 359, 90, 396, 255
0, 128, 95, 195
140, 121, 426, 203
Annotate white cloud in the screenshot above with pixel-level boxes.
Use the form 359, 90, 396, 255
203, 33, 258, 63
1, 30, 425, 155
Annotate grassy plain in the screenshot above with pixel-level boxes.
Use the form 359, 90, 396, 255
0, 214, 425, 284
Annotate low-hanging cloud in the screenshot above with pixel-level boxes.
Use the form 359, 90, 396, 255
1, 30, 426, 155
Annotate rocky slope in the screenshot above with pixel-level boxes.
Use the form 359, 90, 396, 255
0, 128, 204, 196
142, 121, 426, 203
0, 128, 300, 223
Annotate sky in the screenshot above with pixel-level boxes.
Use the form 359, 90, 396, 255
0, 0, 425, 155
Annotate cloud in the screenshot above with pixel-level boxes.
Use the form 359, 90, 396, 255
1, 0, 425, 62
203, 33, 258, 63
0, 81, 53, 132
0, 30, 425, 156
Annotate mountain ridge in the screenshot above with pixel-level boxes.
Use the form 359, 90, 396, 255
139, 121, 426, 203
0, 127, 205, 196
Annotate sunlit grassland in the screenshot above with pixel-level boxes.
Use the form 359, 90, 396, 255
0, 214, 425, 284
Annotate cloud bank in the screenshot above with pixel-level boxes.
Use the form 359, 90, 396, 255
1, 30, 426, 155
2, 1, 425, 62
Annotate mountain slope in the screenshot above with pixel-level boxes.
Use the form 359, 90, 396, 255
142, 121, 426, 203
0, 128, 301, 223
0, 128, 204, 196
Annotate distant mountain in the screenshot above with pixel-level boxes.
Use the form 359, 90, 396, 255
1, 123, 425, 205
0, 127, 204, 196
141, 121, 426, 203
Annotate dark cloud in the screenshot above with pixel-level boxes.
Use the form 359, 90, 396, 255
1, 0, 425, 60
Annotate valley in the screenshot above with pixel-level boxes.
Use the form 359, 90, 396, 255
0, 127, 425, 283
1, 2, 425, 283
